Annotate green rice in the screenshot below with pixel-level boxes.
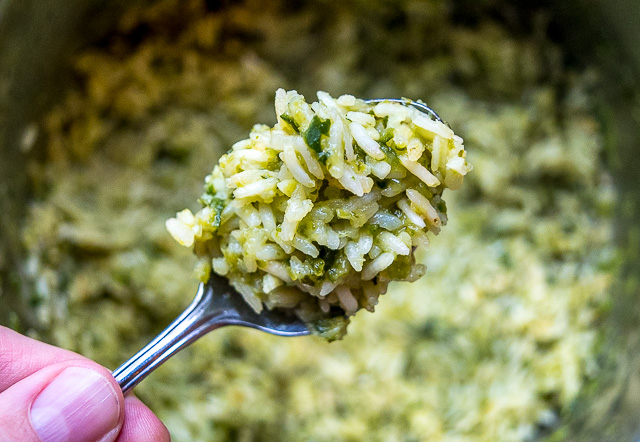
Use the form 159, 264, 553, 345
166, 90, 470, 337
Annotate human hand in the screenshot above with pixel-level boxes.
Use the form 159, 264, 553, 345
0, 326, 170, 442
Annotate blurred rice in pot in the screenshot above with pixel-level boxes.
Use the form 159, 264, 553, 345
17, 0, 619, 440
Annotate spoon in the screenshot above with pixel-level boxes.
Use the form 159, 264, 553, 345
364, 98, 444, 123
112, 99, 443, 393
113, 273, 309, 393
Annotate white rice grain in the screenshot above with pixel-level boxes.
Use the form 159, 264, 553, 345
272, 234, 294, 254
231, 138, 252, 152
373, 102, 409, 127
444, 155, 469, 190
292, 236, 320, 258
234, 149, 271, 163
358, 234, 374, 255
371, 161, 392, 179
327, 108, 345, 178
406, 188, 441, 228
319, 297, 331, 313
347, 111, 376, 127
316, 91, 337, 108
361, 252, 395, 280
343, 118, 355, 162
235, 204, 261, 228
166, 218, 195, 247
336, 286, 359, 314
379, 231, 411, 255
212, 257, 230, 275
359, 175, 375, 196
338, 165, 365, 196
398, 197, 427, 228
411, 109, 455, 139
280, 194, 314, 241
258, 203, 277, 232
281, 143, 315, 188
345, 241, 365, 271
336, 94, 356, 106
233, 178, 278, 200
176, 208, 196, 225
262, 261, 293, 284
349, 121, 385, 160
368, 211, 403, 231
274, 88, 288, 119
345, 234, 373, 271
255, 244, 287, 260
407, 137, 425, 162
235, 282, 263, 313
326, 227, 341, 250
431, 135, 443, 171
320, 281, 338, 297
399, 155, 441, 187
294, 137, 324, 180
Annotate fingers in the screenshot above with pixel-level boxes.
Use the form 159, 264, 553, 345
0, 327, 171, 442
116, 395, 171, 442
0, 326, 84, 392
0, 360, 124, 442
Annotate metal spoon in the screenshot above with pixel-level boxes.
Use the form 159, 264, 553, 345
112, 98, 442, 393
364, 98, 444, 123
113, 273, 309, 393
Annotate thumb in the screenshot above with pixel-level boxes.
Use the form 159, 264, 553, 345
0, 361, 124, 442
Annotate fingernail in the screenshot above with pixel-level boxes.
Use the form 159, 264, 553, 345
30, 367, 121, 442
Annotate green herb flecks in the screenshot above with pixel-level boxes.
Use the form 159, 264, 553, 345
199, 194, 225, 229
383, 254, 412, 280
280, 113, 300, 133
304, 115, 331, 155
317, 150, 330, 165
310, 315, 350, 342
379, 127, 395, 144
436, 199, 447, 215
328, 253, 350, 283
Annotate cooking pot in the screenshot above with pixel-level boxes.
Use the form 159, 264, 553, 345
1, 0, 639, 440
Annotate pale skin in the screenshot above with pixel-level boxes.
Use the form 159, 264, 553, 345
0, 326, 171, 442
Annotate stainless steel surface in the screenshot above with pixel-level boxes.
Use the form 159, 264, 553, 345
113, 273, 309, 393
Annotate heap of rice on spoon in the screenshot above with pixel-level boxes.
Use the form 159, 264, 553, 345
167, 89, 471, 340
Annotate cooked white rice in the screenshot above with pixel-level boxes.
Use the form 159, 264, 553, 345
167, 89, 471, 338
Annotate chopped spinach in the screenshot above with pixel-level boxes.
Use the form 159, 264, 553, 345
304, 115, 331, 154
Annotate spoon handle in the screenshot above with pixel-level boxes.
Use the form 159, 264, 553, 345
112, 283, 224, 393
